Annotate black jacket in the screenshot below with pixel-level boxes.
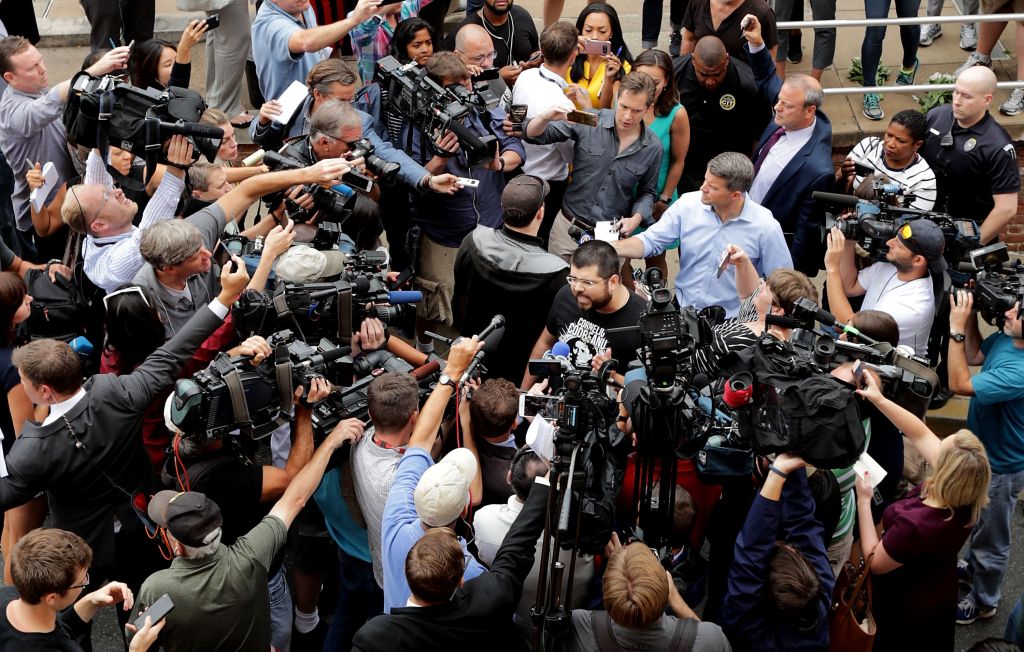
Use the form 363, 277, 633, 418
352, 478, 550, 652
0, 305, 224, 568
453, 225, 568, 383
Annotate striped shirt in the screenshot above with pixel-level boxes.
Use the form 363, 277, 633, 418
82, 151, 184, 292
849, 137, 938, 211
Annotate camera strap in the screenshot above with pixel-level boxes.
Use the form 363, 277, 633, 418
221, 367, 254, 436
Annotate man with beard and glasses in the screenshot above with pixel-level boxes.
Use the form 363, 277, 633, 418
824, 218, 946, 358
521, 240, 646, 389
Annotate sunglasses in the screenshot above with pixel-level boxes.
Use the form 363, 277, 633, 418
103, 286, 150, 311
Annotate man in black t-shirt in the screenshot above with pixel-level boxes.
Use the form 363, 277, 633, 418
681, 0, 778, 66
522, 240, 646, 389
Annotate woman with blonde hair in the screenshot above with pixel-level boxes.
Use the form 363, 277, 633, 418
855, 371, 990, 650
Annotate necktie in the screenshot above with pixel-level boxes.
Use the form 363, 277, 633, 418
753, 126, 786, 175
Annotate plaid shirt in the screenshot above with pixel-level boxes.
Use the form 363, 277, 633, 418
348, 0, 433, 83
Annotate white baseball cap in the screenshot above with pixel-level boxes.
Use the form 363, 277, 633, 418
414, 448, 478, 527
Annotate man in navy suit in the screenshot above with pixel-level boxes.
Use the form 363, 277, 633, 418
740, 15, 834, 277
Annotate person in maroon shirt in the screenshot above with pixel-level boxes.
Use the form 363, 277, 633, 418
854, 370, 991, 650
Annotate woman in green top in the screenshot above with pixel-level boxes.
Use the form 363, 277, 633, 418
623, 49, 689, 286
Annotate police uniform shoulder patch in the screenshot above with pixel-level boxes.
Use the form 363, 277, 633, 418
719, 94, 736, 110
964, 137, 977, 152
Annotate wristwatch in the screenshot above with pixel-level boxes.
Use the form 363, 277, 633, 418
657, 194, 672, 204
438, 373, 458, 389
950, 332, 966, 343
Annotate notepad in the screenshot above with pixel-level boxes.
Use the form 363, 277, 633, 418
853, 451, 887, 488
29, 162, 57, 213
274, 80, 309, 125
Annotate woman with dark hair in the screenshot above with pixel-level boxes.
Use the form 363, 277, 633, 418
624, 50, 689, 282
567, 3, 632, 110
129, 20, 208, 91
0, 271, 45, 585
350, 0, 435, 83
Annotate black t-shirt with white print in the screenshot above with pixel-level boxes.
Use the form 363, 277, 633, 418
545, 285, 647, 371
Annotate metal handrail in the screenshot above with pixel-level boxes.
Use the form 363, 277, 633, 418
823, 81, 1024, 94
777, 12, 1024, 29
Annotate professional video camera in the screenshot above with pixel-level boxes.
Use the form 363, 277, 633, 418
169, 329, 350, 442
954, 242, 1024, 326
262, 150, 363, 224
813, 188, 980, 265
63, 73, 223, 181
375, 56, 499, 166
232, 250, 421, 345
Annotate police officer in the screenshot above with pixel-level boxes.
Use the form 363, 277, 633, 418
675, 35, 772, 194
919, 66, 1020, 246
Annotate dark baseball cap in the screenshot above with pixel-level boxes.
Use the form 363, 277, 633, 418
502, 175, 549, 223
147, 490, 223, 547
897, 219, 947, 275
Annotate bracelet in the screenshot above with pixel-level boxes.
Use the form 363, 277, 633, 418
768, 464, 788, 479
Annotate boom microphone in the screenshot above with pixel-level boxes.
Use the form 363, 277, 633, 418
459, 315, 506, 383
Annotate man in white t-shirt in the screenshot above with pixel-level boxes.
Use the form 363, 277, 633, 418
835, 109, 938, 211
509, 20, 577, 246
824, 218, 947, 357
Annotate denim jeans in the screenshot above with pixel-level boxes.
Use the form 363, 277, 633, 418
860, 0, 921, 88
268, 566, 294, 652
965, 468, 1024, 608
324, 549, 384, 651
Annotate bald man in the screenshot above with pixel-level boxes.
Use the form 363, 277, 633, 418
674, 36, 772, 194
446, 0, 540, 87
741, 15, 835, 276
920, 66, 1020, 244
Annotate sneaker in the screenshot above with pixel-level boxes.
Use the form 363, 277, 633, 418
960, 23, 978, 50
957, 559, 972, 589
787, 31, 803, 63
896, 58, 919, 85
920, 23, 942, 46
930, 386, 954, 410
1000, 87, 1024, 115
669, 30, 682, 57
957, 596, 997, 625
955, 51, 992, 77
863, 93, 884, 121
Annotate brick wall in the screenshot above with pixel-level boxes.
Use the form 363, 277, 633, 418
832, 144, 1024, 254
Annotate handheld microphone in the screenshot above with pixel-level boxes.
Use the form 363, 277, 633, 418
242, 149, 266, 167
764, 314, 801, 330
543, 340, 575, 372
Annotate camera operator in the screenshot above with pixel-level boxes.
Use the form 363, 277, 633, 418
253, 60, 460, 196
720, 453, 833, 651
824, 217, 947, 358
522, 240, 646, 389
401, 51, 524, 353
59, 136, 193, 293
919, 67, 1020, 246
566, 541, 729, 652
381, 335, 488, 613
836, 110, 937, 211
0, 37, 129, 261
133, 405, 365, 652
0, 257, 249, 613
947, 290, 1024, 625
611, 152, 792, 318
524, 71, 661, 262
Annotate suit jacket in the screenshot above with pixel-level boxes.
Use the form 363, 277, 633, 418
746, 43, 834, 276
0, 305, 224, 568
352, 479, 551, 652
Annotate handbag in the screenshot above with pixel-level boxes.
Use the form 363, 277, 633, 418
175, 0, 232, 13
828, 554, 876, 652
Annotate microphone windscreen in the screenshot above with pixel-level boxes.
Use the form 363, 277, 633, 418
551, 341, 571, 358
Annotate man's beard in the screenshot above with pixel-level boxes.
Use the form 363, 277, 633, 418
486, 0, 511, 15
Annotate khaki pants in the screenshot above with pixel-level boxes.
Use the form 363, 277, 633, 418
414, 233, 457, 325
547, 212, 581, 263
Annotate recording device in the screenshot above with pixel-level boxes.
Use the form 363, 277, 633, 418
64, 73, 223, 181
508, 103, 528, 131
955, 242, 1024, 326
853, 160, 874, 177
232, 250, 421, 345
133, 594, 174, 631
242, 149, 266, 167
375, 56, 499, 166
204, 14, 220, 29
471, 67, 500, 82
263, 150, 360, 223
456, 177, 479, 188
583, 38, 611, 55
345, 138, 401, 185
566, 109, 598, 127
213, 235, 263, 267
519, 393, 560, 418
814, 188, 980, 265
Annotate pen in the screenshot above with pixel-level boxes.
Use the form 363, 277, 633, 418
615, 46, 622, 57
108, 37, 117, 48
24, 158, 33, 169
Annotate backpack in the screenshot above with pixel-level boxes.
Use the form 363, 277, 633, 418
24, 261, 90, 343
592, 610, 698, 652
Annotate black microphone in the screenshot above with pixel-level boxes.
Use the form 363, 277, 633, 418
158, 121, 225, 139
812, 191, 860, 207
263, 150, 306, 170
459, 315, 505, 383
764, 314, 801, 329
794, 297, 837, 327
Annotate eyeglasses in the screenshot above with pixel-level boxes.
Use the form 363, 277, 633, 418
466, 50, 497, 65
566, 276, 607, 289
68, 572, 90, 591
103, 286, 150, 311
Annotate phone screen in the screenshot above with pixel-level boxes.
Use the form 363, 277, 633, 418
509, 104, 528, 123
212, 240, 231, 268
519, 393, 559, 418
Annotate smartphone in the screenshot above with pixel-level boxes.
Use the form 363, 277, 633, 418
472, 67, 500, 82
204, 14, 220, 30
519, 393, 559, 418
716, 249, 730, 278
213, 240, 232, 267
566, 109, 598, 127
583, 38, 611, 56
853, 161, 874, 177
526, 51, 544, 64
133, 593, 174, 631
509, 104, 528, 124
852, 360, 864, 386
342, 169, 374, 193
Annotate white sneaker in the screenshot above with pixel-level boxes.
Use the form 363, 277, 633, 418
954, 51, 992, 77
1000, 88, 1024, 116
920, 23, 942, 46
960, 23, 978, 50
